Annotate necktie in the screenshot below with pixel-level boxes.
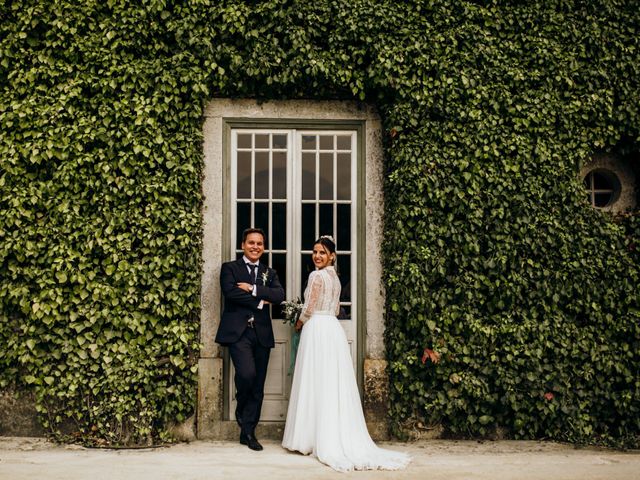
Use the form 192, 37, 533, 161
248, 264, 257, 284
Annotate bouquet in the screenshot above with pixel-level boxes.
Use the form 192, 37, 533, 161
282, 297, 303, 325
281, 297, 303, 374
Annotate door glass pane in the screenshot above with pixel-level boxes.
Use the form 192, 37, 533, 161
319, 203, 333, 238
237, 151, 252, 199
336, 135, 351, 150
338, 253, 351, 311
336, 153, 351, 200
237, 133, 252, 149
255, 151, 269, 199
236, 202, 251, 250
255, 202, 269, 248
319, 152, 333, 200
272, 203, 286, 250
301, 135, 316, 150
272, 253, 286, 318
302, 152, 316, 200
255, 134, 269, 149
338, 305, 351, 320
300, 254, 315, 297
301, 204, 316, 249
319, 135, 333, 150
272, 151, 287, 199
272, 134, 287, 149
336, 204, 351, 251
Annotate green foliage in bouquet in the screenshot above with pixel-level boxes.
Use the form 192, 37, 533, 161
0, 0, 638, 447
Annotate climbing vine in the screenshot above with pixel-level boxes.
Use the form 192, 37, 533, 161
0, 0, 638, 447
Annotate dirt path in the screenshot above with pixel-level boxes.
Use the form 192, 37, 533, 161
1, 437, 639, 480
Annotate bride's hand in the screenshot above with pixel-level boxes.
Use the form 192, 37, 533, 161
295, 320, 303, 332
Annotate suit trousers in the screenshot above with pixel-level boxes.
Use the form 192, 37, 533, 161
228, 326, 271, 437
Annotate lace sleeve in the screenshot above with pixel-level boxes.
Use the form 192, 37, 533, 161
299, 272, 322, 324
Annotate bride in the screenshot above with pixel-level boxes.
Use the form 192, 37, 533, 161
282, 235, 410, 472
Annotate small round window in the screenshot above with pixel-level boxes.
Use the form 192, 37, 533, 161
583, 169, 621, 208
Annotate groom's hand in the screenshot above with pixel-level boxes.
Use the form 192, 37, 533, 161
295, 320, 303, 332
237, 282, 252, 292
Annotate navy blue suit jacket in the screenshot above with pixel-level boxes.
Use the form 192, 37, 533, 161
215, 258, 285, 348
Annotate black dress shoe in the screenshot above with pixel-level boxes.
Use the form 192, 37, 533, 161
240, 433, 263, 451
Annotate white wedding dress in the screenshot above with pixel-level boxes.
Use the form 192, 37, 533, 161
282, 266, 410, 472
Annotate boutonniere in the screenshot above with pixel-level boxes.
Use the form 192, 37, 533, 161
260, 269, 270, 285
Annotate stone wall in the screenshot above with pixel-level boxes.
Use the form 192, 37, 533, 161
0, 389, 45, 437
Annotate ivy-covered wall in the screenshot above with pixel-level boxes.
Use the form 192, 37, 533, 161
1, 0, 638, 447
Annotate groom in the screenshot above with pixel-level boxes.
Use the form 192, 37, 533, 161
215, 227, 285, 451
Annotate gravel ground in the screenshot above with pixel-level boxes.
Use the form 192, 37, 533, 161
1, 437, 639, 480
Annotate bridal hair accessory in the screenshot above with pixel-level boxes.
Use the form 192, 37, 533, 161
318, 234, 335, 244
